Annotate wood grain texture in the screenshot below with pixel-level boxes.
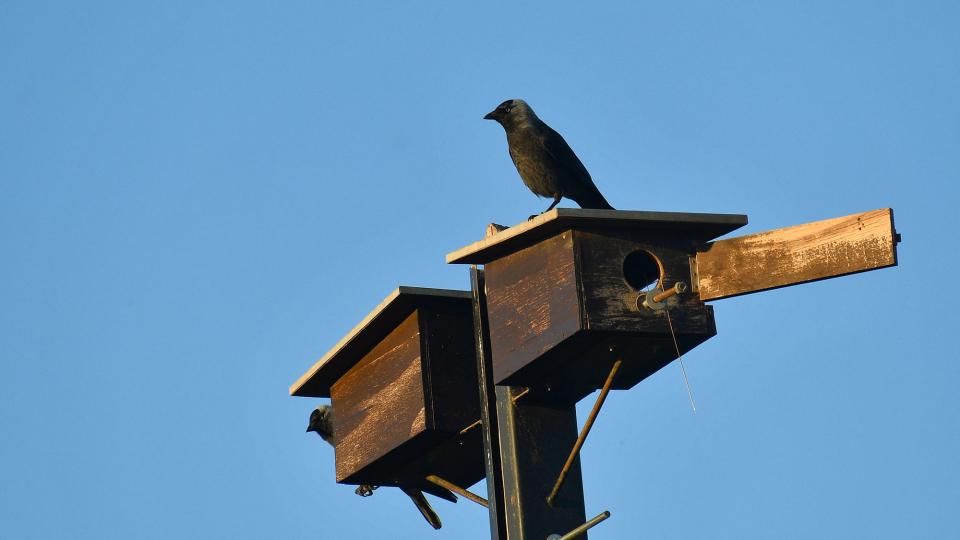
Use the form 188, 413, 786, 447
485, 231, 582, 385
447, 208, 747, 264
330, 312, 426, 483
290, 287, 472, 397
483, 228, 718, 398
696, 208, 898, 301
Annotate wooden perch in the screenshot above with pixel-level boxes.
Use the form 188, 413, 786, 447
695, 208, 898, 301
426, 475, 489, 507
547, 360, 622, 506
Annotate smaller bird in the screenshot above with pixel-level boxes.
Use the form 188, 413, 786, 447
305, 407, 379, 497
484, 99, 614, 215
306, 406, 335, 443
306, 405, 456, 530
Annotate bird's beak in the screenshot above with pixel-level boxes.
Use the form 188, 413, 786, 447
483, 111, 496, 120
306, 425, 315, 433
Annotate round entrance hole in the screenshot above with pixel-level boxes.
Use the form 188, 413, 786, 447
622, 250, 663, 291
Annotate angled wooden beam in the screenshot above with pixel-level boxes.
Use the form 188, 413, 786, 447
695, 208, 899, 301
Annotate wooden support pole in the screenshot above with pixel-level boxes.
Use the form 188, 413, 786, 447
426, 475, 489, 508
546, 359, 622, 507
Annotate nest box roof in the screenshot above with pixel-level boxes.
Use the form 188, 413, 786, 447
446, 208, 749, 265
290, 286, 472, 398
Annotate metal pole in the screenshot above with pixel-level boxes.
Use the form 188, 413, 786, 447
471, 267, 508, 539
473, 266, 590, 539
497, 386, 589, 538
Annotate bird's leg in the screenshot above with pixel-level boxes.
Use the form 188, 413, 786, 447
543, 193, 562, 213
355, 484, 379, 497
529, 194, 563, 220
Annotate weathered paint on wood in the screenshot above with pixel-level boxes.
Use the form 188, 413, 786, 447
330, 312, 426, 483
576, 230, 697, 330
483, 228, 717, 400
485, 231, 582, 386
695, 208, 898, 301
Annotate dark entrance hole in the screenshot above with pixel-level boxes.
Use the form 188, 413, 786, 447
622, 250, 662, 291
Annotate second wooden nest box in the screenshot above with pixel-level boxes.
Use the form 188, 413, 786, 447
448, 209, 748, 401
289, 287, 484, 490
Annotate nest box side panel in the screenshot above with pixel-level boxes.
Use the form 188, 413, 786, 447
418, 300, 481, 433
573, 230, 708, 330
329, 311, 428, 484
573, 230, 717, 390
414, 301, 487, 488
485, 231, 583, 386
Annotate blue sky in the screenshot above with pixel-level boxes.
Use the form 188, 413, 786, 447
1, 1, 957, 538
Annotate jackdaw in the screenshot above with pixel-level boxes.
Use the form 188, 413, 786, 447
484, 99, 613, 214
306, 405, 456, 530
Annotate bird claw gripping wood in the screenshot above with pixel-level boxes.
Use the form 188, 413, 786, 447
354, 484, 378, 497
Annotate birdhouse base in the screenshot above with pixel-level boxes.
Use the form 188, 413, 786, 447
498, 312, 716, 402
337, 425, 485, 490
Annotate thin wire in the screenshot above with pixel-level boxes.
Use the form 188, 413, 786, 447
665, 305, 698, 414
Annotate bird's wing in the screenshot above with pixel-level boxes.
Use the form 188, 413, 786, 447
537, 126, 592, 182
400, 487, 443, 530
538, 126, 613, 210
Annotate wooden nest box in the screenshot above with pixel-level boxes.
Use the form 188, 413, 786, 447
289, 287, 485, 490
447, 209, 749, 401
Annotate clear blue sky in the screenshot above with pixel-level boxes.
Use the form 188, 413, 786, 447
1, 2, 957, 538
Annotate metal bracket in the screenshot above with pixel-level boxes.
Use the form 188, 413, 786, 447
638, 281, 688, 311
688, 255, 700, 293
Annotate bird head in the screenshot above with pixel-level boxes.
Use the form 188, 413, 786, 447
484, 99, 537, 129
306, 405, 334, 443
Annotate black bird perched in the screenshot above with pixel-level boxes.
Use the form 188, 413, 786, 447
306, 405, 456, 530
484, 99, 613, 214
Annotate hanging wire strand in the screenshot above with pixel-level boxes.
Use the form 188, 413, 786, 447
665, 308, 697, 414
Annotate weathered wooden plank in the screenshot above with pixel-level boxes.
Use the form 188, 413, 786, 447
484, 231, 582, 385
330, 312, 426, 483
446, 208, 748, 265
695, 208, 898, 301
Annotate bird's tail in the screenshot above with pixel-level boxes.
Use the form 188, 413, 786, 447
401, 487, 443, 530
572, 189, 614, 210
